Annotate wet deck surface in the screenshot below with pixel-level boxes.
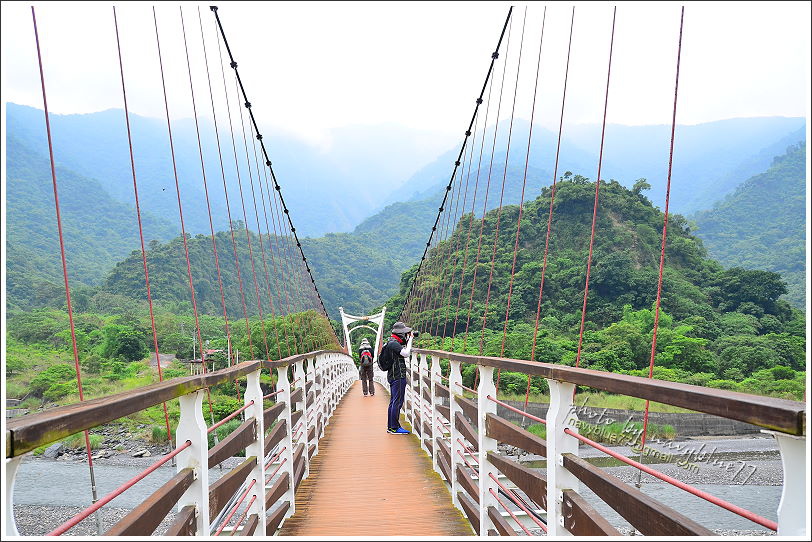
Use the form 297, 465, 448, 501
279, 381, 474, 536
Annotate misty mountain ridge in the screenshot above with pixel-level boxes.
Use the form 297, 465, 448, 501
403, 116, 805, 216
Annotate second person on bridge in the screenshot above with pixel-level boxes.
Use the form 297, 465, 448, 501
358, 337, 375, 396
379, 321, 417, 435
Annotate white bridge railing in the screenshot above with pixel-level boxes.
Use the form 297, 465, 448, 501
5, 350, 357, 537
401, 347, 806, 537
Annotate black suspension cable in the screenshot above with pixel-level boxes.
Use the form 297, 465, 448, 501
398, 6, 514, 321
210, 5, 331, 320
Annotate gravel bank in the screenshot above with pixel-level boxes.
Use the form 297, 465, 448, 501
13, 505, 177, 536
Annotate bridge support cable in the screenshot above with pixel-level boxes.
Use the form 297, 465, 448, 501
636, 6, 685, 484
428, 127, 472, 341
439, 110, 480, 341
181, 6, 252, 363
462, 15, 514, 370
528, 6, 575, 409
574, 6, 617, 369
500, 7, 546, 365
30, 7, 101, 533
421, 157, 467, 337
427, 113, 483, 342
210, 6, 333, 326
478, 8, 529, 372
222, 40, 284, 361
449, 53, 499, 350
267, 176, 308, 354
153, 7, 215, 423
398, 6, 514, 322
255, 127, 299, 355
112, 6, 173, 446
244, 112, 294, 357
196, 7, 272, 363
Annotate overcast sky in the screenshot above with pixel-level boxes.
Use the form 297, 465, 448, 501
2, 1, 810, 151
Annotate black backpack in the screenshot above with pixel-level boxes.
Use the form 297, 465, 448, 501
360, 349, 373, 367
378, 342, 394, 372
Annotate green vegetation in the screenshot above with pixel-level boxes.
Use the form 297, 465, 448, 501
5, 305, 338, 442
5, 135, 177, 312
397, 175, 805, 401
693, 142, 806, 308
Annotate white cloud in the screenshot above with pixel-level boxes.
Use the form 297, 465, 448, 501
2, 0, 809, 146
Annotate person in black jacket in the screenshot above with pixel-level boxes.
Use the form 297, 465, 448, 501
358, 338, 375, 397
379, 321, 416, 434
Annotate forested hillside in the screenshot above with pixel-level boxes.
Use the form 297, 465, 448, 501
102, 225, 315, 319
6, 135, 177, 311
693, 143, 806, 307
384, 175, 805, 399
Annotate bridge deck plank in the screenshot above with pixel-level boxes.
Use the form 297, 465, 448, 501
279, 381, 473, 536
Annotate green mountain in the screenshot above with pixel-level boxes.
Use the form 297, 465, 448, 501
102, 226, 315, 320
692, 143, 806, 308
384, 176, 805, 388
5, 135, 177, 311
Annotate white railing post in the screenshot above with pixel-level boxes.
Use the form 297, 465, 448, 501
308, 356, 321, 455
408, 352, 417, 430
419, 353, 429, 452
293, 360, 309, 480
449, 359, 463, 508
276, 365, 296, 520
242, 367, 266, 535
545, 379, 579, 536
4, 456, 23, 536
768, 431, 806, 535
430, 354, 441, 472
477, 365, 499, 535
176, 389, 210, 535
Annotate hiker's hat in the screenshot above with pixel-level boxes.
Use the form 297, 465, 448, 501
391, 321, 412, 335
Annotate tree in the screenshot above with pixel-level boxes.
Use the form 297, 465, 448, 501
632, 178, 651, 195
99, 324, 148, 362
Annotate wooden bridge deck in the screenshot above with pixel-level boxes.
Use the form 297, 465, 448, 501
279, 380, 474, 536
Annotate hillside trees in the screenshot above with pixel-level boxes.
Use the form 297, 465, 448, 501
399, 177, 805, 399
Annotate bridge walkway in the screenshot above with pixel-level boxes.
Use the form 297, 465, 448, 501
279, 381, 473, 536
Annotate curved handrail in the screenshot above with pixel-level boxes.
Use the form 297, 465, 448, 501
7, 350, 347, 458
414, 348, 805, 435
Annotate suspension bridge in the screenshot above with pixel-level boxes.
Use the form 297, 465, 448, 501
4, 4, 807, 538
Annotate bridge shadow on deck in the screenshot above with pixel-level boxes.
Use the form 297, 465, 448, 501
279, 381, 473, 536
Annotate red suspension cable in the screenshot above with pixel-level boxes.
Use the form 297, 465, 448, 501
197, 7, 269, 362
31, 4, 100, 522
640, 6, 685, 455
501, 8, 546, 358
463, 15, 514, 356
181, 6, 248, 362
479, 7, 528, 363
154, 7, 214, 420
575, 7, 616, 369
526, 6, 575, 410
113, 7, 172, 445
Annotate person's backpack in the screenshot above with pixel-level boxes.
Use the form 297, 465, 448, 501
360, 349, 373, 367
378, 343, 394, 372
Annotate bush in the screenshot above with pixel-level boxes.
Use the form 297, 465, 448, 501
211, 397, 243, 423
207, 419, 242, 450
151, 426, 170, 443
707, 379, 738, 390
30, 364, 76, 398
63, 432, 104, 450
770, 365, 795, 380
526, 423, 546, 439
43, 381, 77, 402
